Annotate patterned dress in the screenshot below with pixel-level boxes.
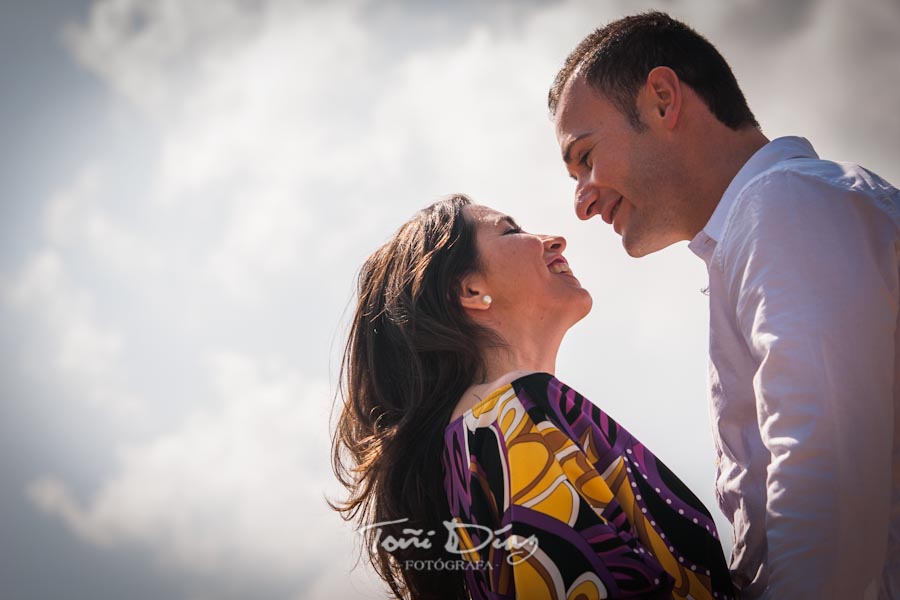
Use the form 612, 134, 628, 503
441, 372, 736, 599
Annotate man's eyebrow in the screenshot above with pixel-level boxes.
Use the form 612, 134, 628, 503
562, 133, 590, 164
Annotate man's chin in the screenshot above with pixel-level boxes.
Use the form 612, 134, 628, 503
621, 232, 672, 258
621, 232, 647, 257
623, 244, 646, 258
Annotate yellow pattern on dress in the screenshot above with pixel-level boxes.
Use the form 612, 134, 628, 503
460, 384, 716, 600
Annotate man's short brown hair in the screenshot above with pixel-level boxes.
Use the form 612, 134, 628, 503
549, 11, 759, 131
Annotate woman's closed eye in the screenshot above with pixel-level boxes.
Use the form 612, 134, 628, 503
504, 226, 522, 235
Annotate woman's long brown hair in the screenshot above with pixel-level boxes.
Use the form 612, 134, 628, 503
330, 194, 500, 599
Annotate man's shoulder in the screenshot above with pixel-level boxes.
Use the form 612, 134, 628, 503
722, 156, 899, 240
711, 155, 900, 274
742, 157, 879, 199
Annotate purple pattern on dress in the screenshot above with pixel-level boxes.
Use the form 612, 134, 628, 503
441, 373, 736, 600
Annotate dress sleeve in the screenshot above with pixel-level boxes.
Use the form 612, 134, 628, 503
443, 388, 676, 599
721, 170, 898, 598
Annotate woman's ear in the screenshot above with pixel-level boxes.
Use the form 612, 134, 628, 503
458, 274, 492, 311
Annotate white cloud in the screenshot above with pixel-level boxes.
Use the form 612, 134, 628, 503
63, 1, 385, 305
44, 164, 164, 274
27, 351, 381, 597
62, 0, 267, 115
2, 161, 169, 423
3, 246, 144, 419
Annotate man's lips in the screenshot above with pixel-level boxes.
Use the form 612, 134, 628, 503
601, 196, 623, 225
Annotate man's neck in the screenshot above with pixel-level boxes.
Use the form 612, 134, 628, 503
687, 126, 769, 237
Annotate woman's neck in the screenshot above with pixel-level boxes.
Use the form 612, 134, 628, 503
479, 325, 562, 384
449, 326, 563, 424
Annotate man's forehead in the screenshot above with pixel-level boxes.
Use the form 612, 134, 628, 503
554, 75, 617, 153
554, 76, 593, 136
555, 73, 590, 114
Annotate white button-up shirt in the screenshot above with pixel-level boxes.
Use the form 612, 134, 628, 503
688, 136, 900, 599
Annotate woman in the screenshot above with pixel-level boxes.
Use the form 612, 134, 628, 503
331, 195, 735, 599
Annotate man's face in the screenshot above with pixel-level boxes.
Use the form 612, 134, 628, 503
554, 75, 687, 257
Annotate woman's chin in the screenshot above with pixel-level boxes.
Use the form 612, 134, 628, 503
576, 288, 593, 316
562, 292, 594, 330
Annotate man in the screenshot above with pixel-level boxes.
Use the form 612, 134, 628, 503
550, 11, 899, 600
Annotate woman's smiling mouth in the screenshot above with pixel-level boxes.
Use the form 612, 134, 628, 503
548, 257, 575, 276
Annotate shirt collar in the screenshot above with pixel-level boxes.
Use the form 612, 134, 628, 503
690, 136, 818, 251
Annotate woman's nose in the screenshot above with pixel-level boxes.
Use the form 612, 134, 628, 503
544, 235, 566, 253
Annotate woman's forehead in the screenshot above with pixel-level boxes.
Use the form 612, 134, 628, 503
464, 204, 512, 226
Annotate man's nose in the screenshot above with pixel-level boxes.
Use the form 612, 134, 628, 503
574, 178, 601, 221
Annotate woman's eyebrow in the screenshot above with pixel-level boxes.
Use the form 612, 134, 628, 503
494, 216, 519, 229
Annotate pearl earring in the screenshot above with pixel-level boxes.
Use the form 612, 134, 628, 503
482, 295, 492, 306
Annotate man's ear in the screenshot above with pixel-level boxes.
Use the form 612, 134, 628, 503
458, 274, 491, 311
642, 66, 682, 130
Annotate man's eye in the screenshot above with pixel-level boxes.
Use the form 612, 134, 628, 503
579, 150, 591, 168
504, 226, 522, 235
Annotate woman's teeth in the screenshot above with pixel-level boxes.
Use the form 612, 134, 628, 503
550, 262, 572, 274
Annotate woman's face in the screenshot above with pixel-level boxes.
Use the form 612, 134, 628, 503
462, 204, 592, 326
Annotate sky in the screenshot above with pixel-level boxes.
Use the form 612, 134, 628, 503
1, 0, 899, 599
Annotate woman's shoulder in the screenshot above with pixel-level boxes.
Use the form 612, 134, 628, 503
450, 371, 593, 419
484, 369, 544, 389
446, 370, 554, 427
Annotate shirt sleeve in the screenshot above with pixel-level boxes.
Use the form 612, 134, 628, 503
721, 169, 898, 598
